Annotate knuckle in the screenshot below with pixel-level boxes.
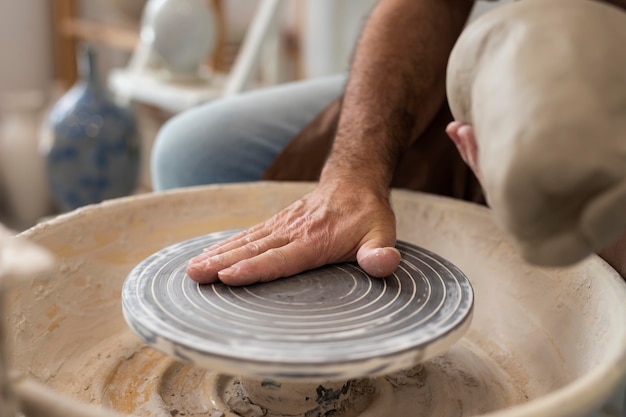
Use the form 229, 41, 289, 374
266, 247, 289, 264
244, 241, 262, 256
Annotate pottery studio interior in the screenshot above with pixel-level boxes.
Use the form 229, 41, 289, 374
1, 1, 625, 417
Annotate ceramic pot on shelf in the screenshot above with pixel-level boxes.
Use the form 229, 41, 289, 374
43, 44, 141, 213
140, 0, 217, 80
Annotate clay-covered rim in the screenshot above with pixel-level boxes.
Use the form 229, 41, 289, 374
480, 261, 626, 417
21, 182, 626, 417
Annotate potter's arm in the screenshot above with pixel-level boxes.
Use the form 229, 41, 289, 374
186, 0, 475, 285
321, 0, 474, 196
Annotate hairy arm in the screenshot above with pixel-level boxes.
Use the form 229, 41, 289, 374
324, 0, 474, 195
188, 0, 475, 285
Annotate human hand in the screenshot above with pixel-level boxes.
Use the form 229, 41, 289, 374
445, 121, 481, 181
186, 180, 401, 285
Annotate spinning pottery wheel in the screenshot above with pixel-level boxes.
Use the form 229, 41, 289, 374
121, 229, 474, 416
122, 231, 474, 381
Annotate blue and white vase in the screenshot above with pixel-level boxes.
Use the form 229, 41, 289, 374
43, 44, 141, 212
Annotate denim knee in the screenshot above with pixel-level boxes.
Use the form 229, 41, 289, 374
151, 99, 285, 190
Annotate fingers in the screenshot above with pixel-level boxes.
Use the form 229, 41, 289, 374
445, 120, 464, 144
188, 227, 401, 284
217, 241, 320, 286
199, 224, 268, 257
216, 221, 401, 284
186, 233, 288, 283
187, 183, 400, 286
446, 121, 481, 180
457, 124, 479, 169
189, 234, 402, 285
356, 239, 401, 278
446, 121, 470, 162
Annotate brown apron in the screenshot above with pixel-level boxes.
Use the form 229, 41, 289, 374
262, 97, 485, 205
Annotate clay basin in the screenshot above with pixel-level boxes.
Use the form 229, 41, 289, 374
9, 182, 626, 417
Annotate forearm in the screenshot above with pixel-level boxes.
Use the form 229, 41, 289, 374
321, 0, 474, 195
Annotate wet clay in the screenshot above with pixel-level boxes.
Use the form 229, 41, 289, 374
99, 337, 524, 417
6, 183, 626, 417
447, 0, 626, 267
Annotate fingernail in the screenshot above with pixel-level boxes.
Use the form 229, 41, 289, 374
189, 254, 207, 264
457, 124, 470, 135
218, 266, 239, 280
447, 130, 460, 146
186, 263, 210, 283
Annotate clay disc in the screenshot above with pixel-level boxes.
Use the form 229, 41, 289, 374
122, 230, 473, 380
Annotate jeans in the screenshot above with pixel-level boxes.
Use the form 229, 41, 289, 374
151, 74, 347, 191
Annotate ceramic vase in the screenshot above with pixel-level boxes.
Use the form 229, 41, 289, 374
140, 0, 217, 79
0, 91, 53, 229
43, 44, 140, 213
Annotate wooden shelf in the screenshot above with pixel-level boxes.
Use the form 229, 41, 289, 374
61, 18, 139, 52
108, 68, 227, 114
51, 0, 226, 89
52, 0, 78, 89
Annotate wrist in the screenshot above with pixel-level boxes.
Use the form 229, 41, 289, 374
319, 161, 391, 201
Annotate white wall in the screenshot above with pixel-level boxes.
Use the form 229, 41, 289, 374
300, 0, 513, 80
0, 0, 54, 94
302, 0, 376, 78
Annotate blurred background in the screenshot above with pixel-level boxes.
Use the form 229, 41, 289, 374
0, 0, 502, 231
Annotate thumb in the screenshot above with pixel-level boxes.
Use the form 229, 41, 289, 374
356, 238, 401, 278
